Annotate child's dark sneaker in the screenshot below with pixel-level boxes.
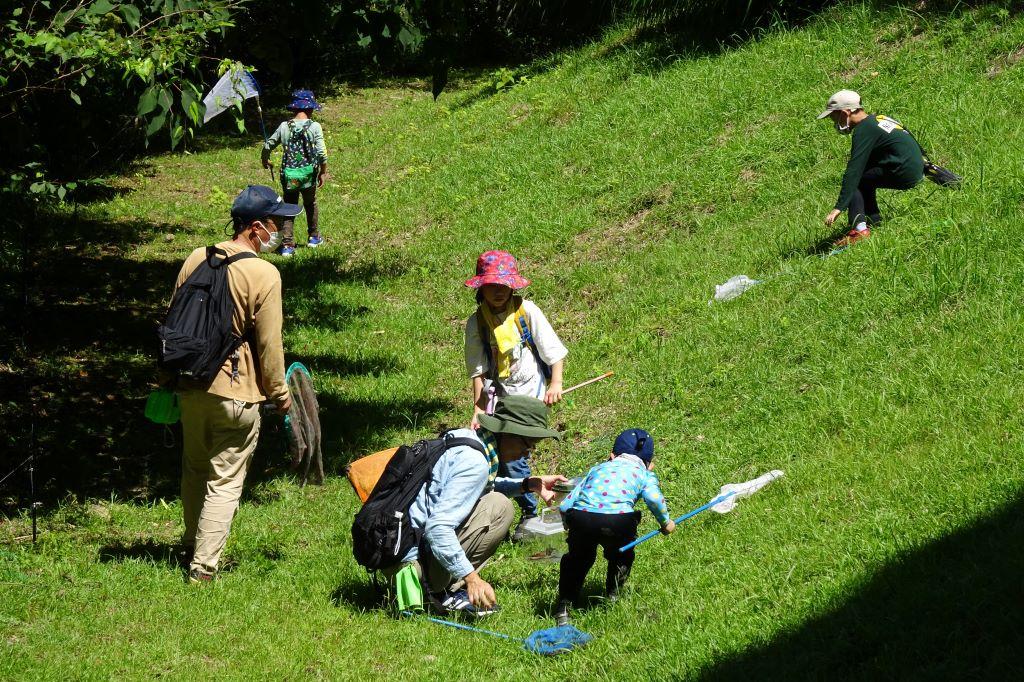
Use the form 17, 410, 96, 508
307, 236, 323, 248
188, 568, 214, 584
554, 600, 571, 627
440, 589, 500, 617
280, 245, 296, 257
832, 227, 871, 248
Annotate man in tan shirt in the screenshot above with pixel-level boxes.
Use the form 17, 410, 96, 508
172, 185, 297, 582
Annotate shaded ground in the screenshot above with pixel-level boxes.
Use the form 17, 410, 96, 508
0, 209, 425, 516
700, 495, 1024, 680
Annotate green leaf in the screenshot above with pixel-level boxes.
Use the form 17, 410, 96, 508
137, 86, 158, 117
180, 87, 199, 123
57, 186, 67, 200
357, 34, 372, 47
87, 0, 115, 16
120, 4, 141, 29
145, 110, 167, 137
157, 87, 173, 113
235, 115, 246, 134
12, 7, 21, 16
397, 26, 420, 49
170, 124, 184, 149
69, 90, 81, 105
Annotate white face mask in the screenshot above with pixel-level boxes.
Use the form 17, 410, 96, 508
256, 222, 281, 253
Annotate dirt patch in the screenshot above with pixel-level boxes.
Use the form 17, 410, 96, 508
509, 103, 532, 125
569, 184, 674, 261
987, 44, 1024, 78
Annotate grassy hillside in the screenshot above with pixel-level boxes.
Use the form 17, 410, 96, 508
3, 2, 1024, 679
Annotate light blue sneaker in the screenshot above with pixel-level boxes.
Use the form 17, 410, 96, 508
307, 236, 324, 248
280, 245, 295, 257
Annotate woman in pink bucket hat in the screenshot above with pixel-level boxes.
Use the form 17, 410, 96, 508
463, 250, 568, 535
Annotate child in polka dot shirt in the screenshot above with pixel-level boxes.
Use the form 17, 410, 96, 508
554, 429, 675, 624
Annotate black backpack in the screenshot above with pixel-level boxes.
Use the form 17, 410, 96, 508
157, 246, 257, 384
351, 432, 486, 571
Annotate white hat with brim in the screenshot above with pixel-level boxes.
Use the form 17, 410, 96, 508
817, 89, 862, 119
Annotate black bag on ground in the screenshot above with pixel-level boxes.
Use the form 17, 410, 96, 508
351, 432, 486, 570
924, 160, 962, 188
157, 246, 256, 383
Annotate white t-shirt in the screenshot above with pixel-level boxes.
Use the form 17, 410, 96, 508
464, 299, 568, 399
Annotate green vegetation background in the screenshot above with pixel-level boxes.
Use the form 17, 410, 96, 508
3, 2, 1024, 679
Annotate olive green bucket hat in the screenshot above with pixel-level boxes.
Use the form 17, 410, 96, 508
477, 395, 561, 440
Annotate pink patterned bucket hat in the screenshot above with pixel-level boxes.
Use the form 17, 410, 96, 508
464, 250, 531, 289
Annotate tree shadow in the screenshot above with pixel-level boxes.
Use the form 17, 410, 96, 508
699, 496, 1024, 680
289, 352, 404, 378
97, 539, 187, 572
300, 393, 452, 472
0, 206, 415, 516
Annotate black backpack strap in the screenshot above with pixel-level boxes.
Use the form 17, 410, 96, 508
219, 249, 257, 383
475, 308, 498, 383
441, 432, 487, 456
224, 251, 258, 265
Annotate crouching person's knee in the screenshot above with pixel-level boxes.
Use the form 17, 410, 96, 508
482, 492, 515, 537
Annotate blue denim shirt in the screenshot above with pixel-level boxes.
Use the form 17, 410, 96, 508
402, 428, 522, 579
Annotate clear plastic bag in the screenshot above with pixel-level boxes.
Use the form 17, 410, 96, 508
710, 275, 762, 303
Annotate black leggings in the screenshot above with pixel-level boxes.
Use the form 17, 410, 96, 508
558, 509, 640, 602
847, 166, 917, 228
280, 184, 319, 245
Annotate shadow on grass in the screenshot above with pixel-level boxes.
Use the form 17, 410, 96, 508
699, 496, 1024, 680
0, 208, 415, 517
331, 577, 387, 611
289, 352, 404, 378
305, 393, 452, 471
97, 539, 187, 571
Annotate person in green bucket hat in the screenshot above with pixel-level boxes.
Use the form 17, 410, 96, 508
384, 395, 566, 617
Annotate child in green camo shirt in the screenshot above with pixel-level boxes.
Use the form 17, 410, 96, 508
261, 89, 328, 256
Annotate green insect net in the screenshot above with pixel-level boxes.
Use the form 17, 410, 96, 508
284, 362, 323, 486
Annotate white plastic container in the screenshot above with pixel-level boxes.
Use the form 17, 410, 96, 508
518, 507, 566, 562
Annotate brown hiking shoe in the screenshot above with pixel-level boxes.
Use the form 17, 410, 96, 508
832, 227, 871, 248
188, 568, 215, 584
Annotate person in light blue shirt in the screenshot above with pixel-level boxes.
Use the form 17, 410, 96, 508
555, 428, 675, 625
396, 395, 567, 616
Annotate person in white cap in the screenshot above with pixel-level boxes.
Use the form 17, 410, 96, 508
817, 90, 924, 247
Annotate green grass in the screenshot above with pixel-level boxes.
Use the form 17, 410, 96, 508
4, 2, 1024, 678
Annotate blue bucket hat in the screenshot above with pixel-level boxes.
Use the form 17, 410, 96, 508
612, 429, 654, 463
287, 89, 322, 112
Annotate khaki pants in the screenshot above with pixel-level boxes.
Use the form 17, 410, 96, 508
386, 492, 514, 593
179, 390, 261, 574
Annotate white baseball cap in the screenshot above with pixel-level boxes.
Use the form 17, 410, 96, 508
816, 90, 862, 119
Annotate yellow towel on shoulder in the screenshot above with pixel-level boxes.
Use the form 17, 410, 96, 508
479, 299, 523, 379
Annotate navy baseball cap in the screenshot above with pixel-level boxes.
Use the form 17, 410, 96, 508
230, 185, 302, 222
613, 428, 655, 463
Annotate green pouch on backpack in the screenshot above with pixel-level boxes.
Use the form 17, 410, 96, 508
145, 388, 180, 424
283, 164, 316, 190
394, 563, 424, 613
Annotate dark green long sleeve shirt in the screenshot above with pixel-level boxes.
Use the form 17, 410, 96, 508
835, 114, 925, 211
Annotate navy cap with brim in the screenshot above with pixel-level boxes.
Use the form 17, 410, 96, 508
231, 185, 303, 222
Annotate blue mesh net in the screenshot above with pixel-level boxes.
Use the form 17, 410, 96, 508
523, 625, 593, 655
